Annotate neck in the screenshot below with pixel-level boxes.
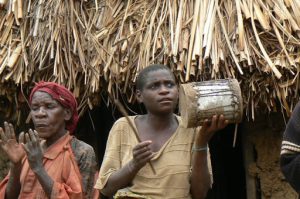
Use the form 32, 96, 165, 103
145, 113, 176, 130
45, 129, 68, 148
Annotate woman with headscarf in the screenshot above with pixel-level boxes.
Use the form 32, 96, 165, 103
0, 81, 97, 199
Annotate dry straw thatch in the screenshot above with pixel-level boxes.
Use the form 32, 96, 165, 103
0, 0, 300, 123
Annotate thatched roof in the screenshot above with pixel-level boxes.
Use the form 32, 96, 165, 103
0, 0, 300, 123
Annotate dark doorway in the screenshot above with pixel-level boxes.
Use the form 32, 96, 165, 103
75, 99, 143, 168
208, 123, 247, 199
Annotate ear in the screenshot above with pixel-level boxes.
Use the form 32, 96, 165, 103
136, 90, 143, 103
64, 108, 72, 121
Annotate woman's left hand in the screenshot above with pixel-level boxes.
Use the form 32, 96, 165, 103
197, 115, 228, 146
21, 129, 44, 172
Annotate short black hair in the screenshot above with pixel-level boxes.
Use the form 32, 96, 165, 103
136, 64, 174, 90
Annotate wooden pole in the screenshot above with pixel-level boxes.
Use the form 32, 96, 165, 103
114, 100, 156, 175
242, 128, 257, 199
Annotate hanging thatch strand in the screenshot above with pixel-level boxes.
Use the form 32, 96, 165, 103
0, 0, 300, 122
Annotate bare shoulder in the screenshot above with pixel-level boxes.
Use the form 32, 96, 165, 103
70, 137, 96, 158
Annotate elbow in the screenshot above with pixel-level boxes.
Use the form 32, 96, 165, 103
100, 188, 114, 198
100, 184, 120, 198
190, 174, 211, 199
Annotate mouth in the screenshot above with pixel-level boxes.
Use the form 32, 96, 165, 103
158, 98, 173, 103
35, 124, 48, 128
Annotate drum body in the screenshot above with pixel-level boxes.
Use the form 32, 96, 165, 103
179, 79, 243, 128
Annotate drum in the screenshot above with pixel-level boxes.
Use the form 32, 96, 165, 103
179, 79, 243, 128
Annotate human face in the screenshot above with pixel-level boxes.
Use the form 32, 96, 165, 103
137, 69, 178, 115
30, 91, 71, 144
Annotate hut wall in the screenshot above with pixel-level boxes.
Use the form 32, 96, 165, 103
242, 112, 297, 199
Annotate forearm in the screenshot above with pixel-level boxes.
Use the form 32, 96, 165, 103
101, 160, 139, 197
5, 163, 22, 199
190, 150, 211, 199
190, 130, 211, 199
33, 167, 54, 198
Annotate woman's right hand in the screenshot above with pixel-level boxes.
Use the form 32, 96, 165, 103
129, 141, 153, 172
0, 122, 25, 165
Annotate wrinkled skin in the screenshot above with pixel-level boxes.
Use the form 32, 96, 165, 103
0, 122, 25, 165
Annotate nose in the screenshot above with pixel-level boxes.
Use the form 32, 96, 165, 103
34, 107, 47, 117
158, 85, 170, 94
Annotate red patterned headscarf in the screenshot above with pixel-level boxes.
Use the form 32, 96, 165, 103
29, 81, 79, 134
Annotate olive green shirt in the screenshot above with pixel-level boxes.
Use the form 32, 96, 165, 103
95, 116, 212, 199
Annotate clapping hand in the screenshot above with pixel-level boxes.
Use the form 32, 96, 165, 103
0, 122, 25, 165
0, 122, 44, 171
21, 129, 44, 172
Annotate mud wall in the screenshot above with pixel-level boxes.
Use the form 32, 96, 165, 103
243, 112, 298, 199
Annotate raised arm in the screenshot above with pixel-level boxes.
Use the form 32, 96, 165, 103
190, 115, 228, 199
0, 122, 25, 199
22, 130, 54, 197
22, 130, 83, 199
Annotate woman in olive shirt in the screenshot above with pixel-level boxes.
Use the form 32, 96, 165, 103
95, 64, 227, 199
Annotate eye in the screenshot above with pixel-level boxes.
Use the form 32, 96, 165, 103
31, 106, 38, 111
46, 104, 55, 109
165, 81, 175, 88
150, 85, 157, 89
149, 83, 159, 90
166, 82, 175, 88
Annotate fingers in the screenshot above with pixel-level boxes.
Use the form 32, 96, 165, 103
217, 115, 228, 129
30, 130, 40, 149
201, 119, 209, 132
28, 129, 37, 143
212, 115, 228, 129
133, 141, 152, 158
206, 115, 228, 130
22, 131, 33, 154
4, 122, 12, 139
9, 123, 16, 140
20, 129, 40, 147
132, 141, 153, 166
25, 132, 31, 143
1, 122, 17, 141
19, 132, 25, 144
134, 141, 152, 151
21, 143, 29, 153
0, 127, 6, 142
33, 130, 40, 143
1, 122, 16, 143
210, 115, 218, 129
21, 130, 42, 157
134, 148, 153, 161
200, 115, 228, 135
